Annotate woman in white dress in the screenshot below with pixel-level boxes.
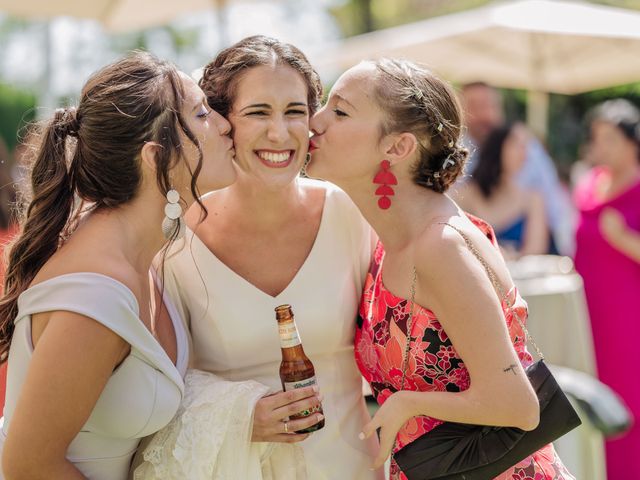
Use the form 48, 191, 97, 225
135, 36, 383, 480
0, 52, 236, 479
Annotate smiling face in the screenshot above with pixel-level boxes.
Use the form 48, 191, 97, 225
174, 72, 236, 199
227, 63, 310, 188
307, 63, 387, 187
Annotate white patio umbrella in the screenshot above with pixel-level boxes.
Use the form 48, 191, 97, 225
0, 0, 237, 34
313, 0, 640, 139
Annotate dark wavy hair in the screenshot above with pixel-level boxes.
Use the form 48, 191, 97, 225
0, 51, 207, 361
472, 123, 516, 198
198, 35, 323, 117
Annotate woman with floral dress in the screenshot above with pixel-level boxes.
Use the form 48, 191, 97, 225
306, 58, 574, 480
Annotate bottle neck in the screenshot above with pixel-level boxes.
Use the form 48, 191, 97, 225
278, 318, 301, 346
278, 318, 303, 351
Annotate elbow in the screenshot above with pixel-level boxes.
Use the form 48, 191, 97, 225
517, 391, 540, 431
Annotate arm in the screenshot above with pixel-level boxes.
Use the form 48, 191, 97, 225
361, 228, 538, 468
600, 207, 640, 263
520, 190, 549, 256
2, 312, 128, 480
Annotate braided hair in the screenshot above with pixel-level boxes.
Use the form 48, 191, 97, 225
368, 58, 468, 193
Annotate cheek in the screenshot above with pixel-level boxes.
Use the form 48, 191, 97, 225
291, 119, 310, 140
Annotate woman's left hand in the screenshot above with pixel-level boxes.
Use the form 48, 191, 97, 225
359, 391, 415, 470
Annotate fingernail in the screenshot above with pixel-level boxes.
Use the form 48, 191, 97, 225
358, 432, 365, 440
317, 394, 324, 402
312, 385, 319, 393
317, 414, 324, 421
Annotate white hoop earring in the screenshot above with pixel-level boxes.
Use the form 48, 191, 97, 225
161, 189, 185, 240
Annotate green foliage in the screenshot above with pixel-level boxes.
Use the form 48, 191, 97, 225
0, 82, 36, 152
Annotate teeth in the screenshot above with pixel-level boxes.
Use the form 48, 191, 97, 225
258, 151, 290, 163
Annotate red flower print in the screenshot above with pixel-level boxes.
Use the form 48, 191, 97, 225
447, 367, 471, 391
355, 329, 379, 378
436, 345, 456, 371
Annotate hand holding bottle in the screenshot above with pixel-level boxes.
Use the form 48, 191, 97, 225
251, 386, 324, 442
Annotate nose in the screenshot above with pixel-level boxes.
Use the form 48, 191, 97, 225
309, 108, 325, 135
267, 115, 288, 143
211, 110, 231, 136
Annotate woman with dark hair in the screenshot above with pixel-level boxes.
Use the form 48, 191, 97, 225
0, 51, 236, 479
574, 98, 640, 479
133, 36, 381, 479
454, 122, 549, 258
307, 58, 573, 480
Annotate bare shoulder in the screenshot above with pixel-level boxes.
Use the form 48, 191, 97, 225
414, 222, 468, 282
32, 242, 144, 304
300, 177, 330, 202
184, 191, 220, 229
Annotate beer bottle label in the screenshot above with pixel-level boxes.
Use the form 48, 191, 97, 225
278, 320, 301, 348
283, 376, 322, 417
283, 375, 317, 391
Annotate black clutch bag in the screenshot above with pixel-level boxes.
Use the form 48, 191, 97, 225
392, 224, 582, 480
394, 360, 581, 479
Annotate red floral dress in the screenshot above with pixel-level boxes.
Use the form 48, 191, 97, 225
355, 216, 574, 480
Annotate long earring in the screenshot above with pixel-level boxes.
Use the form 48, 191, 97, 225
162, 189, 185, 240
373, 160, 397, 210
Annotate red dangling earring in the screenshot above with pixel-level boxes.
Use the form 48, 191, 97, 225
373, 160, 397, 210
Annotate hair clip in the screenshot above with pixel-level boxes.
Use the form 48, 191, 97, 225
437, 123, 443, 132
448, 140, 454, 148
433, 171, 441, 179
442, 155, 456, 170
413, 88, 424, 100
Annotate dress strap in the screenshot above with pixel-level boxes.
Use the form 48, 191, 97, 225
440, 223, 545, 360
17, 272, 184, 391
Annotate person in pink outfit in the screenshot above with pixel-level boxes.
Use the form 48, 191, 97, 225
307, 58, 574, 480
574, 99, 640, 480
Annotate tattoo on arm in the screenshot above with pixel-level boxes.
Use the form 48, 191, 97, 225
503, 364, 518, 375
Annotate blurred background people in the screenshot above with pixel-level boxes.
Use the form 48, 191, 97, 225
573, 98, 640, 480
459, 82, 573, 255
0, 138, 18, 286
454, 122, 549, 259
0, 137, 17, 421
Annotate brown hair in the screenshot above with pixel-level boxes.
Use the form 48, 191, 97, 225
0, 51, 207, 361
198, 35, 323, 117
369, 58, 468, 193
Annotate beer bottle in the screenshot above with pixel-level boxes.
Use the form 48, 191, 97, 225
275, 304, 325, 433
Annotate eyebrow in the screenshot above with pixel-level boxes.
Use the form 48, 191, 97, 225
333, 94, 357, 111
240, 102, 308, 112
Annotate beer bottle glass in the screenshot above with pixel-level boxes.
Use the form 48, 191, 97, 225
276, 304, 325, 433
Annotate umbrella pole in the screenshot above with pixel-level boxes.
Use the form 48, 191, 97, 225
526, 90, 549, 143
214, 0, 229, 48
38, 20, 56, 119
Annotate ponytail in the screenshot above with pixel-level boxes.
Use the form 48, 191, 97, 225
0, 108, 77, 361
